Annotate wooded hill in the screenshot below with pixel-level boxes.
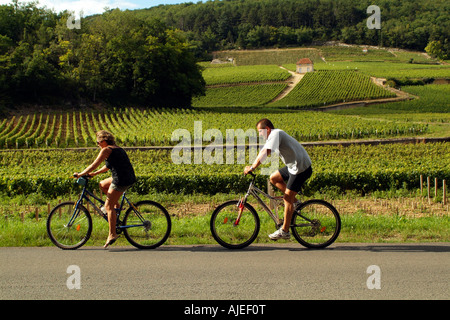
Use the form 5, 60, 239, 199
136, 0, 449, 58
0, 0, 448, 110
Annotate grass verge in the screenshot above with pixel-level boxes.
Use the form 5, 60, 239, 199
1, 207, 448, 247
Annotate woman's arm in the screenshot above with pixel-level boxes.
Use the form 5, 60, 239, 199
90, 165, 110, 176
74, 148, 112, 177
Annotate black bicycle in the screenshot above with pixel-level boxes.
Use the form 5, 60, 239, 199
210, 172, 341, 249
47, 175, 171, 250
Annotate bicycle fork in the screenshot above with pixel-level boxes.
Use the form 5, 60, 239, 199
235, 194, 249, 226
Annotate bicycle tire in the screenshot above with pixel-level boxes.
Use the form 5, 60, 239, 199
291, 199, 341, 248
210, 200, 260, 249
46, 201, 92, 250
123, 200, 171, 249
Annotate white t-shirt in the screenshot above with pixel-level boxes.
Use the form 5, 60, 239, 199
262, 129, 311, 175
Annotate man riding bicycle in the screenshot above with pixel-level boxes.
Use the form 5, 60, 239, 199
244, 119, 312, 240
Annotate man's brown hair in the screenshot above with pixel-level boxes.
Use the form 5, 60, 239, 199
256, 118, 274, 129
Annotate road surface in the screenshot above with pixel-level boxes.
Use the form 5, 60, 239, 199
1, 243, 448, 300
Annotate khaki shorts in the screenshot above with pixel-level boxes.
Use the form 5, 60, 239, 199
110, 183, 133, 193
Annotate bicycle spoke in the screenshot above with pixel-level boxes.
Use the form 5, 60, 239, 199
123, 201, 171, 249
211, 200, 260, 249
291, 200, 340, 248
47, 202, 92, 250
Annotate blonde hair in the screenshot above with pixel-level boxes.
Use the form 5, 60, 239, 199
96, 130, 116, 145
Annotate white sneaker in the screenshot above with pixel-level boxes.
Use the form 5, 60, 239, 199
269, 228, 290, 240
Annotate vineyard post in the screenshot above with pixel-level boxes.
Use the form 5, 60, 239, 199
435, 178, 438, 199
427, 176, 431, 204
420, 175, 423, 194
444, 180, 447, 206
268, 179, 275, 210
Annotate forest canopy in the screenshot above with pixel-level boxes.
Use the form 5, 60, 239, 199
0, 1, 205, 109
138, 0, 449, 58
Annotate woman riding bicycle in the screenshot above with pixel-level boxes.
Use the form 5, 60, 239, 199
74, 130, 136, 248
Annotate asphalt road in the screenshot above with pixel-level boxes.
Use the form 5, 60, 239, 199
1, 243, 449, 301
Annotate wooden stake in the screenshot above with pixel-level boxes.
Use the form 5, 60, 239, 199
435, 178, 438, 198
267, 178, 275, 210
444, 180, 447, 205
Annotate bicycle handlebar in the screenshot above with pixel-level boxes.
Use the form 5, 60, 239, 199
73, 174, 92, 179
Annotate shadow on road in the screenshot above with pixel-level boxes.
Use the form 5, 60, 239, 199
107, 243, 450, 253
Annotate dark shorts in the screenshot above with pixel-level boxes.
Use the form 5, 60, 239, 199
279, 166, 312, 193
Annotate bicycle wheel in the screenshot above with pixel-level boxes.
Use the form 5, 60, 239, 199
123, 200, 171, 249
291, 199, 341, 248
46, 201, 92, 250
210, 200, 260, 249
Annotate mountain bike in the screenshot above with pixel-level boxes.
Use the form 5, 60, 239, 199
47, 175, 171, 250
210, 172, 341, 249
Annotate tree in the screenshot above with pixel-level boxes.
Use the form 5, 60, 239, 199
425, 40, 448, 60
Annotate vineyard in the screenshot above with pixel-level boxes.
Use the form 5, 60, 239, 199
202, 65, 291, 85
0, 143, 448, 198
196, 64, 402, 108
0, 108, 430, 149
330, 84, 450, 123
192, 84, 287, 107
309, 61, 450, 80
268, 70, 396, 108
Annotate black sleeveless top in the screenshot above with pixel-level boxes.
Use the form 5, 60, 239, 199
105, 147, 136, 187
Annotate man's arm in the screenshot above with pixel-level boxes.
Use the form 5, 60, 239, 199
244, 148, 272, 175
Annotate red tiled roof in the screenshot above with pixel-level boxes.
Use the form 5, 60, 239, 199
296, 58, 313, 65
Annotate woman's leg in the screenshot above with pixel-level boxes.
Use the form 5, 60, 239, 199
103, 187, 123, 247
99, 177, 112, 195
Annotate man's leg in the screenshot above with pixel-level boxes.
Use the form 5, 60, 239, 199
270, 170, 286, 193
282, 189, 297, 233
269, 170, 296, 239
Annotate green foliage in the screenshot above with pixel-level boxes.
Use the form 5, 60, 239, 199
0, 106, 430, 149
269, 70, 396, 108
139, 0, 449, 55
0, 2, 205, 107
0, 143, 448, 197
310, 61, 450, 79
202, 65, 290, 85
330, 84, 450, 123
425, 40, 449, 60
193, 84, 287, 107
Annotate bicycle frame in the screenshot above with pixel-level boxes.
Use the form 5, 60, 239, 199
238, 173, 315, 229
71, 178, 146, 231
238, 173, 285, 227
